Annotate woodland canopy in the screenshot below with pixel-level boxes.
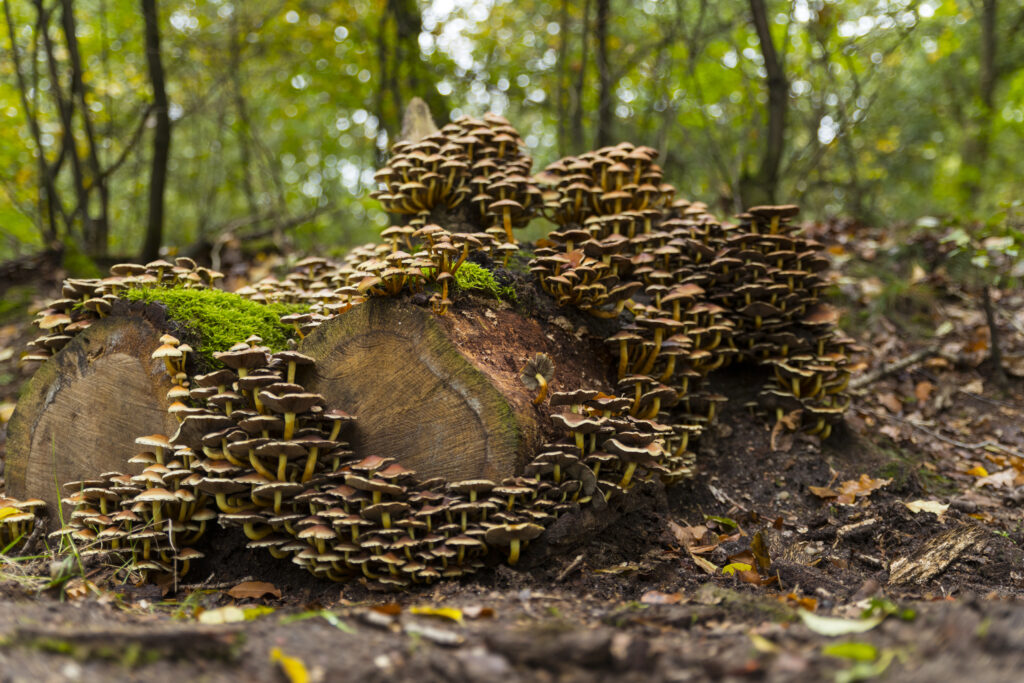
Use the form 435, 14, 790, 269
1, 0, 1022, 263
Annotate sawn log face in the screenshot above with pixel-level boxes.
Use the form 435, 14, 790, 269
6, 316, 176, 519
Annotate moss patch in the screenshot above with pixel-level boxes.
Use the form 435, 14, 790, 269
122, 287, 308, 364
455, 262, 516, 301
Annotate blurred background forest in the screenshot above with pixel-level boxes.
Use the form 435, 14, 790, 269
1, 0, 1022, 266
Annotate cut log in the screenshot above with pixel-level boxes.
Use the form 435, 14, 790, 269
6, 315, 177, 519
298, 298, 612, 482
5, 296, 612, 519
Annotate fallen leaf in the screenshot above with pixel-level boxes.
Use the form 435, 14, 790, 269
748, 632, 781, 654
835, 474, 891, 505
966, 465, 989, 477
780, 593, 818, 611
879, 425, 902, 441
371, 603, 403, 616
751, 531, 772, 573
461, 605, 495, 619
641, 590, 683, 605
198, 606, 246, 624
934, 320, 954, 337
271, 647, 310, 683
722, 562, 752, 576
809, 485, 838, 499
962, 378, 984, 394
914, 381, 935, 403
975, 468, 1016, 489
904, 500, 949, 517
877, 393, 903, 414
409, 605, 463, 624
798, 610, 884, 636
227, 580, 281, 600
63, 578, 99, 600
690, 554, 719, 575
823, 641, 879, 661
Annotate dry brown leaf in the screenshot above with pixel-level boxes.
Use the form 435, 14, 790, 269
462, 605, 495, 619
914, 381, 935, 403
835, 474, 891, 505
809, 485, 838, 499
690, 553, 719, 575
975, 468, 1017, 489
879, 425, 903, 441
227, 580, 281, 600
641, 590, 684, 605
371, 603, 403, 616
668, 521, 717, 551
878, 393, 903, 414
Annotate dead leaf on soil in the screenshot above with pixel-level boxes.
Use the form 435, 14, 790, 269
904, 500, 949, 517
962, 378, 984, 394
271, 646, 312, 683
809, 485, 838, 500
835, 474, 892, 505
371, 603, 403, 616
877, 393, 903, 414
409, 605, 464, 624
975, 468, 1018, 489
879, 424, 903, 441
461, 605, 495, 619
641, 590, 684, 605
965, 465, 989, 477
227, 580, 281, 600
914, 381, 935, 403
690, 553, 719, 575
1004, 355, 1024, 378
668, 520, 719, 553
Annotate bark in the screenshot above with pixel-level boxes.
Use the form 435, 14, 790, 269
141, 0, 171, 262
594, 0, 612, 149
570, 0, 591, 153
741, 0, 788, 206
959, 0, 997, 206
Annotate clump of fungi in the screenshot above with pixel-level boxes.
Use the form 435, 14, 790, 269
8, 112, 858, 589
0, 496, 45, 551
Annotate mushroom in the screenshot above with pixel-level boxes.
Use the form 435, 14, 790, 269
484, 523, 544, 565
519, 353, 554, 405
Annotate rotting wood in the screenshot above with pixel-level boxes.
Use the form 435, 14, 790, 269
298, 297, 611, 483
887, 523, 987, 586
5, 315, 177, 520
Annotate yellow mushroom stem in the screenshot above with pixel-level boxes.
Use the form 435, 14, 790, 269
619, 461, 639, 489
214, 493, 250, 514
276, 455, 289, 483
532, 373, 549, 405
501, 208, 516, 244
243, 523, 273, 541
249, 454, 276, 481
283, 411, 297, 440
658, 355, 677, 384
301, 447, 321, 483
638, 328, 666, 376
268, 546, 289, 560
642, 397, 662, 420
507, 539, 524, 565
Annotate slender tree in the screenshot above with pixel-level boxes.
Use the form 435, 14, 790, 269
140, 0, 171, 262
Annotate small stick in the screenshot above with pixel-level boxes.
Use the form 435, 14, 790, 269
850, 345, 939, 391
556, 554, 585, 582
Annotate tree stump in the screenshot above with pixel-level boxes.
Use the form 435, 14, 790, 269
6, 315, 178, 519
299, 298, 611, 482
5, 296, 612, 519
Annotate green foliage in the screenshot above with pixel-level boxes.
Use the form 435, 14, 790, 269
454, 262, 516, 301
121, 287, 308, 364
940, 201, 1024, 289
0, 0, 1022, 261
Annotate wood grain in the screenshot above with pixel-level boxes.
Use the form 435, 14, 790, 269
6, 316, 176, 520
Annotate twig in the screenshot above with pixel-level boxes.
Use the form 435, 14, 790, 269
556, 554, 585, 582
880, 409, 1024, 459
850, 345, 939, 391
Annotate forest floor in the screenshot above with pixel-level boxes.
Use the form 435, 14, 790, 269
1, 223, 1024, 682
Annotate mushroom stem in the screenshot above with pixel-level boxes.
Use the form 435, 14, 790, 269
214, 493, 250, 514
507, 539, 522, 565
619, 462, 638, 489
283, 412, 297, 440
244, 523, 273, 540
301, 447, 320, 483
250, 454, 277, 481
532, 373, 549, 405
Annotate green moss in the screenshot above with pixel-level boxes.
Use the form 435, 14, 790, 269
122, 287, 308, 364
455, 262, 516, 301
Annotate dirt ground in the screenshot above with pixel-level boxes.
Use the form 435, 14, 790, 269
2, 230, 1024, 682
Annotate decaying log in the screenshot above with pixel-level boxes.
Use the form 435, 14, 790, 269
6, 315, 178, 518
299, 298, 611, 482
5, 296, 612, 519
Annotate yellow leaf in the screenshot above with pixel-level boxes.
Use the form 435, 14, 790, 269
966, 465, 989, 477
690, 553, 719, 575
722, 562, 752, 576
198, 606, 246, 624
409, 605, 463, 624
271, 647, 310, 683
748, 632, 780, 654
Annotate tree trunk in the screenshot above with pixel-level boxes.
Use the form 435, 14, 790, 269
6, 314, 179, 520
6, 297, 611, 520
741, 0, 787, 206
594, 0, 612, 149
141, 0, 171, 263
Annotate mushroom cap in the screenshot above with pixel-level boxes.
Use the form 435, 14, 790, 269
519, 353, 555, 390
484, 522, 545, 546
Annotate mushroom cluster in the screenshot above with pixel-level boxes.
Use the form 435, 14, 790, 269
0, 496, 45, 551
24, 257, 222, 365
372, 114, 541, 242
